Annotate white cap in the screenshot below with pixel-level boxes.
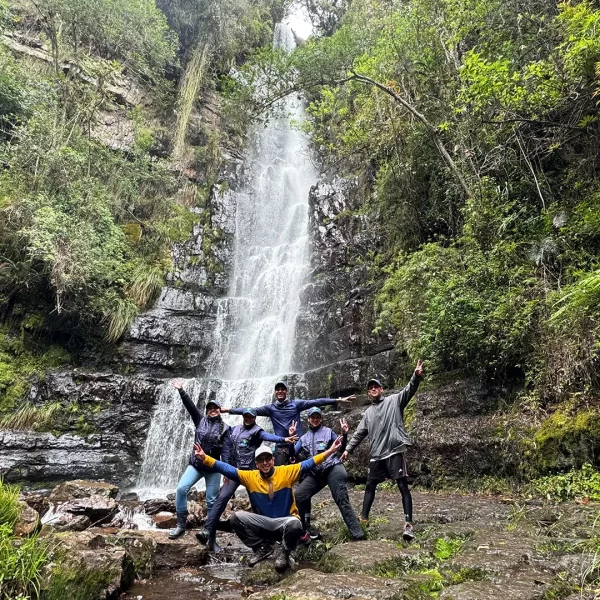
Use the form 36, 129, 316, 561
255, 445, 274, 459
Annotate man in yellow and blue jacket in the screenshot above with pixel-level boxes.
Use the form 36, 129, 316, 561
193, 435, 343, 571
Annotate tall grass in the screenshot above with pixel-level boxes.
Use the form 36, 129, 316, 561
0, 480, 49, 600
0, 401, 62, 431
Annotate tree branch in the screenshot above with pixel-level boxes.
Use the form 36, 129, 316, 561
348, 71, 472, 197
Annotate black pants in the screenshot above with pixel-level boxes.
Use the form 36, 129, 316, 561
274, 445, 290, 466
294, 463, 363, 539
230, 511, 303, 551
204, 478, 239, 535
361, 453, 412, 522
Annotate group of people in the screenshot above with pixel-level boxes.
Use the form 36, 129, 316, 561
168, 359, 424, 572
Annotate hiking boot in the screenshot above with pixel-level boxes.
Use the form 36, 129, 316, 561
208, 533, 222, 553
308, 526, 321, 540
274, 546, 291, 572
298, 531, 310, 545
248, 544, 273, 567
195, 528, 210, 545
168, 512, 187, 539
402, 523, 415, 542
351, 533, 366, 542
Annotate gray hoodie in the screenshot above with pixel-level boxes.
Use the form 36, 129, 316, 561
345, 374, 422, 460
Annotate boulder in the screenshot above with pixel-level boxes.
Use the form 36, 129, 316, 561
151, 512, 177, 529
49, 480, 119, 502
110, 529, 209, 570
143, 498, 175, 515
58, 532, 135, 599
43, 512, 92, 532
14, 501, 40, 536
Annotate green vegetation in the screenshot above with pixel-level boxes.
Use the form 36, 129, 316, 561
226, 0, 600, 477
0, 480, 48, 600
433, 537, 465, 561
532, 463, 600, 502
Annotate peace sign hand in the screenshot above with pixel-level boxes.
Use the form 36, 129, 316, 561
414, 359, 425, 378
340, 418, 349, 434
288, 420, 297, 436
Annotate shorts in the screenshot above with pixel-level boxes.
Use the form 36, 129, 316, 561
367, 452, 408, 483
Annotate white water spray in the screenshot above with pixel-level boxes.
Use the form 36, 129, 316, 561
136, 17, 317, 498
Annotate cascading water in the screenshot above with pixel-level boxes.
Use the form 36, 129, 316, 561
136, 17, 317, 498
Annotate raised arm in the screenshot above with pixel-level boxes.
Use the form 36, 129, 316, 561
195, 444, 240, 483
258, 430, 295, 444
172, 380, 201, 428
227, 404, 273, 417
343, 414, 368, 458
398, 360, 425, 411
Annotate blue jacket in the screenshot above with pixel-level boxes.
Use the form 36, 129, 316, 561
291, 425, 347, 473
225, 423, 287, 470
178, 389, 231, 468
229, 398, 337, 441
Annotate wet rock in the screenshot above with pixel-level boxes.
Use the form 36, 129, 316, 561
151, 511, 177, 529
50, 480, 119, 502
46, 480, 119, 524
14, 501, 39, 536
248, 568, 410, 600
118, 492, 139, 502
0, 372, 163, 486
110, 529, 209, 570
59, 531, 135, 598
438, 569, 552, 599
325, 540, 426, 573
448, 531, 544, 575
143, 498, 176, 515
43, 512, 92, 532
19, 491, 50, 518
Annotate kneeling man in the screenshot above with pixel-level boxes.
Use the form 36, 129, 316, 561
193, 436, 343, 571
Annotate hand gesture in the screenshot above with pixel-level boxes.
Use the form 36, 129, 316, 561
223, 478, 229, 486
340, 418, 349, 434
284, 435, 298, 444
338, 395, 356, 404
288, 420, 297, 436
171, 379, 183, 390
340, 450, 349, 463
220, 407, 230, 413
194, 443, 206, 461
414, 359, 425, 378
330, 436, 343, 452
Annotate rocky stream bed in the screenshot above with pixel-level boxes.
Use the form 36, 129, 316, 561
15, 480, 600, 600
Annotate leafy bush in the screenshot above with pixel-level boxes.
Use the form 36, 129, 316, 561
532, 463, 600, 501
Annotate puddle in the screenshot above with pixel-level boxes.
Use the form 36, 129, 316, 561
123, 561, 252, 600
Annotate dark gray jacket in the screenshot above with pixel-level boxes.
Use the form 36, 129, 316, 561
345, 374, 422, 460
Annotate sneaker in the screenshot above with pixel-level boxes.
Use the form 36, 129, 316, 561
248, 544, 273, 567
402, 523, 415, 542
308, 526, 321, 540
274, 546, 291, 572
298, 531, 310, 545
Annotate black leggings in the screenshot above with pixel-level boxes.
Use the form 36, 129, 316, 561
361, 478, 412, 522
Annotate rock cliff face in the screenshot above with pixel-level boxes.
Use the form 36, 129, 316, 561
294, 178, 407, 395
0, 168, 517, 488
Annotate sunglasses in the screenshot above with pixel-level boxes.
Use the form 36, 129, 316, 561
256, 455, 274, 463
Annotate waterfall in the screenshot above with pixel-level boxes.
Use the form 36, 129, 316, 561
136, 16, 317, 498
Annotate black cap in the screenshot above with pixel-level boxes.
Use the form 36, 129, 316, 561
274, 381, 288, 390
206, 399, 221, 410
367, 378, 383, 388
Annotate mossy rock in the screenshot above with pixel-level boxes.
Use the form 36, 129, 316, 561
534, 404, 600, 471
